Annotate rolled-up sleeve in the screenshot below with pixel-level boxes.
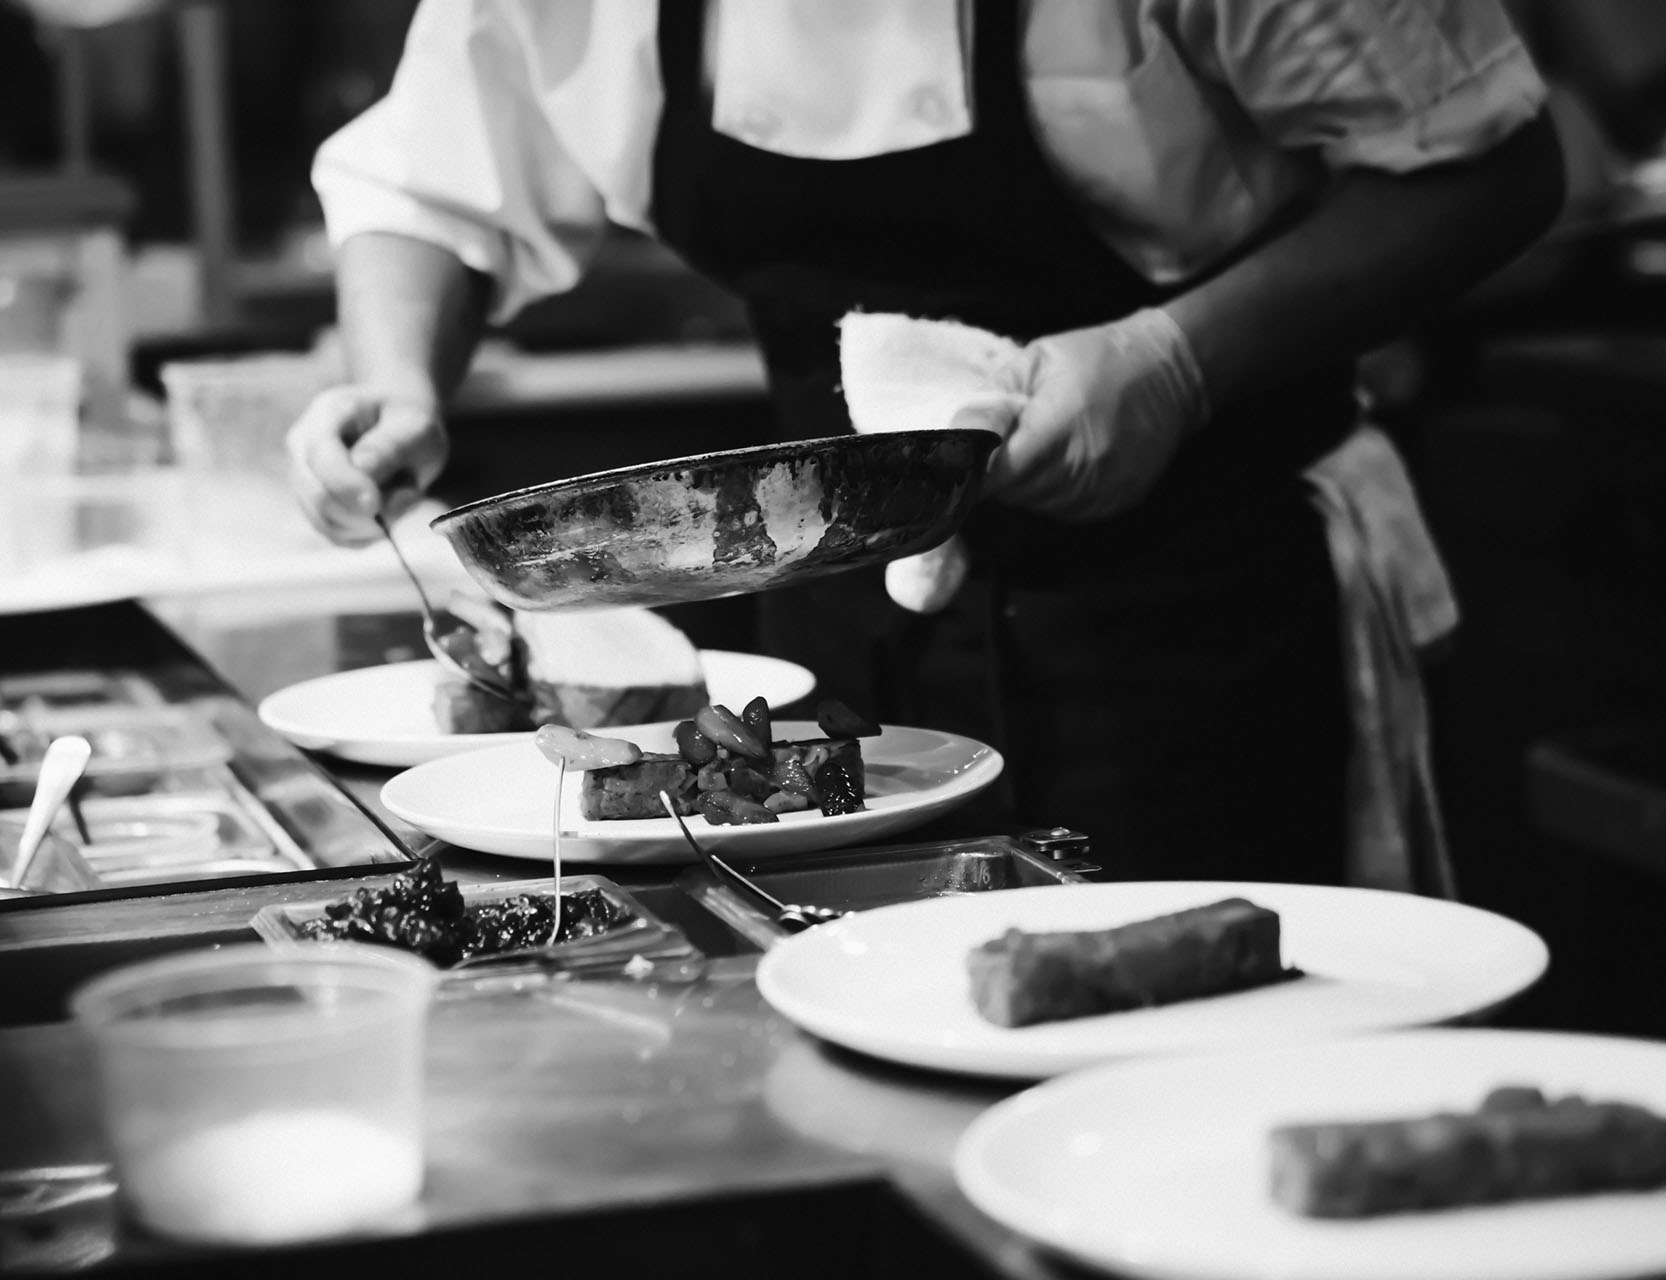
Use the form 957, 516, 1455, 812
312, 0, 603, 322
1176, 0, 1548, 172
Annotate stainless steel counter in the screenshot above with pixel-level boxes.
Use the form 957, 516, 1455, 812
0, 597, 1081, 1279
0, 953, 1068, 1278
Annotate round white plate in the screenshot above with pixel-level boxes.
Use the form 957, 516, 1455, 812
754, 881, 1548, 1080
257, 650, 816, 767
955, 1028, 1666, 1280
379, 720, 1003, 863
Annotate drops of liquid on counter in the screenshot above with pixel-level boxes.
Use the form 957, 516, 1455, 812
121, 1109, 422, 1245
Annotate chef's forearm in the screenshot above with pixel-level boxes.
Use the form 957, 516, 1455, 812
1165, 111, 1566, 415
334, 232, 493, 406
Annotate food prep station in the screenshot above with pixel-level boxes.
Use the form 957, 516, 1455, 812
6, 591, 1657, 1280
0, 596, 1119, 1279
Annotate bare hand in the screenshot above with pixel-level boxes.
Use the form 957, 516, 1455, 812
285, 386, 449, 546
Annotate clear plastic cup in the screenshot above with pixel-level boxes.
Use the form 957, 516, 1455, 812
70, 943, 437, 1246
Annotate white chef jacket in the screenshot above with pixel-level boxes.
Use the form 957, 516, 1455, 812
313, 0, 1547, 324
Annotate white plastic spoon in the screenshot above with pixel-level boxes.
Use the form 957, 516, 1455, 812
10, 735, 92, 890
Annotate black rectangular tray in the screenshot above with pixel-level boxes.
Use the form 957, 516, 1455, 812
252, 872, 703, 988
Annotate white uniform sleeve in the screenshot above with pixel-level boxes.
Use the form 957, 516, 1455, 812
1174, 0, 1549, 172
311, 0, 605, 323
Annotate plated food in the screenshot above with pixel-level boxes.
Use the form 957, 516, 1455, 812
968, 897, 1297, 1028
754, 882, 1549, 1078
1270, 1085, 1666, 1218
431, 601, 709, 735
291, 858, 633, 967
256, 650, 816, 769
378, 720, 1003, 862
953, 1029, 1666, 1280
533, 696, 880, 827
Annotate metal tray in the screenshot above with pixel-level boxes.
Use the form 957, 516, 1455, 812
677, 831, 1101, 950
20, 789, 314, 887
0, 703, 232, 794
251, 872, 703, 989
0, 669, 164, 712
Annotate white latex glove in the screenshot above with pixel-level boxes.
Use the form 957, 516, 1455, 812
838, 313, 1025, 614
980, 307, 1209, 524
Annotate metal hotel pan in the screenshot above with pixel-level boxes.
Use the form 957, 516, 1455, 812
677, 832, 1102, 950
431, 429, 1002, 611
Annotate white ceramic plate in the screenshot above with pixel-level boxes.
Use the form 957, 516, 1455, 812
754, 881, 1548, 1080
379, 720, 1003, 864
256, 651, 816, 767
955, 1028, 1666, 1280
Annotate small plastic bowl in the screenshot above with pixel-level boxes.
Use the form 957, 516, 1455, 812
70, 943, 437, 1245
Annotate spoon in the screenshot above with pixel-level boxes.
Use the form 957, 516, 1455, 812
657, 791, 845, 933
375, 513, 518, 704
9, 735, 92, 890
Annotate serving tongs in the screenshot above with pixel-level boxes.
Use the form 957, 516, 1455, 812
658, 791, 846, 934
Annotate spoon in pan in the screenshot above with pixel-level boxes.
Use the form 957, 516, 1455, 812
9, 735, 92, 890
375, 513, 518, 704
658, 791, 845, 933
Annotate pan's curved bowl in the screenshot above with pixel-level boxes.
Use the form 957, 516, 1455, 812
432, 429, 1001, 612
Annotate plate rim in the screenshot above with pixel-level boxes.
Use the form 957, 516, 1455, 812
255, 648, 819, 763
377, 719, 1006, 862
951, 1026, 1666, 1280
752, 881, 1551, 1079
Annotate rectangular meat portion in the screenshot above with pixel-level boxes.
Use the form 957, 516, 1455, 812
578, 753, 697, 821
1270, 1086, 1666, 1217
966, 897, 1288, 1028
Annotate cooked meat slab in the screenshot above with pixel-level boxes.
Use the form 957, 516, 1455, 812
966, 897, 1289, 1028
1270, 1086, 1666, 1217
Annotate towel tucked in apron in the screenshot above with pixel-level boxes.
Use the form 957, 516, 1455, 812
1305, 427, 1458, 897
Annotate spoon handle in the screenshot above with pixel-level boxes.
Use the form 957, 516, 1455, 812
375, 514, 436, 621
658, 791, 793, 915
11, 735, 92, 889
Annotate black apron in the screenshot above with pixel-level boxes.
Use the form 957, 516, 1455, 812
650, 0, 1353, 884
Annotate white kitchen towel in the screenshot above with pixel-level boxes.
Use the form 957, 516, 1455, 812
838, 312, 1025, 612
1305, 426, 1459, 898
838, 309, 1459, 896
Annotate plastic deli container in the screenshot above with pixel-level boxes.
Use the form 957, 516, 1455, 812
70, 944, 437, 1245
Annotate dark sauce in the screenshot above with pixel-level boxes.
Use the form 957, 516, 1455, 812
297, 858, 633, 967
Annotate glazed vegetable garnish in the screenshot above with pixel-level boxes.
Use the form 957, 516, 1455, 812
575, 695, 872, 826
740, 695, 771, 746
692, 703, 770, 761
534, 724, 644, 771
815, 698, 881, 739
673, 717, 717, 764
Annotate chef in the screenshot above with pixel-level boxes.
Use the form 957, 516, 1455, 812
287, 0, 1564, 892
